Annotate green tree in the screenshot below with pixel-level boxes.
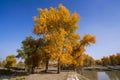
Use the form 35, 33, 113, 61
17, 36, 43, 73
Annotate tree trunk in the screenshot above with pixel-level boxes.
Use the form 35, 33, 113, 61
80, 67, 84, 75
45, 59, 49, 72
73, 65, 76, 72
31, 66, 34, 74
57, 58, 60, 74
81, 67, 84, 75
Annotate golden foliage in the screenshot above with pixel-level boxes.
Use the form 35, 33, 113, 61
83, 34, 96, 45
33, 4, 80, 65
5, 55, 16, 67
32, 4, 96, 72
60, 53, 72, 65
33, 4, 80, 35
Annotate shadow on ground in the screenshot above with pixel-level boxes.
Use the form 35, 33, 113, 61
0, 69, 28, 80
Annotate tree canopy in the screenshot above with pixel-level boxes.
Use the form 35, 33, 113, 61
33, 4, 96, 73
16, 4, 96, 73
4, 55, 16, 67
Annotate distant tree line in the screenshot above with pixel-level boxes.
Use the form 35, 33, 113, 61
95, 53, 120, 66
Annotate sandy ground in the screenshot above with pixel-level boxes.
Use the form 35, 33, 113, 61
26, 71, 68, 80
25, 71, 89, 80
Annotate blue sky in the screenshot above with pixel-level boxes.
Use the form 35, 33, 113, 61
0, 0, 120, 60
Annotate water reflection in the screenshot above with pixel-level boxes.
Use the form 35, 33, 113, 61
80, 70, 120, 80
98, 72, 109, 80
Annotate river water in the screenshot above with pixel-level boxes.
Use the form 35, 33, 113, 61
80, 70, 120, 80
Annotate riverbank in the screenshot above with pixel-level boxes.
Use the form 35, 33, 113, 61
84, 66, 120, 71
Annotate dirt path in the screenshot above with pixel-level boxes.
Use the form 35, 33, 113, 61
25, 71, 89, 80
26, 71, 68, 80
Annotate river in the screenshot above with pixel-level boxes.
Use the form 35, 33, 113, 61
79, 70, 120, 80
